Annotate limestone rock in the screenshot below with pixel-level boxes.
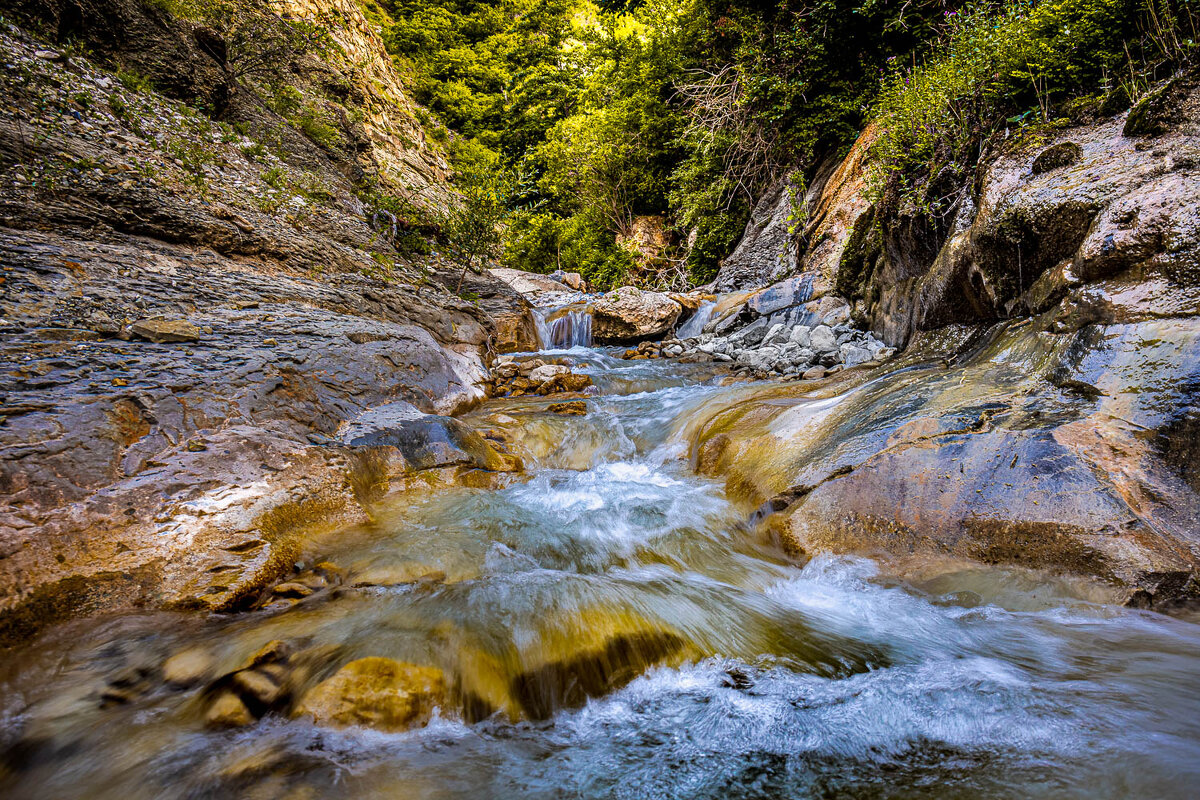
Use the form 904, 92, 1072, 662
591, 287, 682, 343
489, 268, 573, 297
809, 325, 837, 353
296, 657, 446, 732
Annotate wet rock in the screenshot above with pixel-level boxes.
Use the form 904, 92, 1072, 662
694, 319, 1200, 606
163, 647, 215, 688
536, 373, 593, 395
341, 402, 513, 472
591, 287, 682, 343
350, 562, 447, 587
448, 608, 695, 722
205, 691, 254, 728
528, 364, 569, 383
271, 582, 314, 599
1031, 142, 1082, 174
295, 657, 446, 732
128, 319, 200, 343
511, 629, 686, 720
547, 401, 587, 416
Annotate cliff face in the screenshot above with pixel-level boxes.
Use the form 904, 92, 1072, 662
0, 5, 533, 642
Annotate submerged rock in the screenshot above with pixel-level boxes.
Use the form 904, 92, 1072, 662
296, 658, 446, 733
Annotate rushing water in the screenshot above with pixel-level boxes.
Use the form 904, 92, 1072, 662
3, 348, 1200, 799
535, 306, 594, 349
675, 300, 716, 339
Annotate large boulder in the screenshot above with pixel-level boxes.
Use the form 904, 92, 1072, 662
339, 402, 518, 472
591, 287, 683, 343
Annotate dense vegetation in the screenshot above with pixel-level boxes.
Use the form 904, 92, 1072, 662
364, 0, 1195, 290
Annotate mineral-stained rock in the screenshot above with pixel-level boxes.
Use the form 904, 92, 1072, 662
537, 373, 593, 395
591, 287, 682, 343
528, 364, 570, 383
547, 401, 587, 415
340, 402, 515, 473
692, 319, 1200, 606
296, 657, 446, 732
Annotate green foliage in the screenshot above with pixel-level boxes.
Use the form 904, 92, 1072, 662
431, 168, 521, 292
295, 103, 343, 149
870, 0, 1198, 210
503, 210, 637, 288
116, 68, 154, 94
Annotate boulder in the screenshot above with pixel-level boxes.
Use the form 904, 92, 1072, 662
809, 325, 837, 353
489, 268, 573, 297
761, 323, 791, 346
591, 287, 682, 343
840, 344, 874, 368
691, 319, 1200, 606
129, 319, 200, 343
296, 657, 446, 732
528, 364, 570, 383
536, 373, 593, 395
341, 402, 516, 472
556, 271, 586, 291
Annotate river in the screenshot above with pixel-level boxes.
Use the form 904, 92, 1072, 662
2, 345, 1199, 799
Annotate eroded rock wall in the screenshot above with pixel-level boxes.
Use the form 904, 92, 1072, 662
0, 18, 528, 641
698, 76, 1200, 604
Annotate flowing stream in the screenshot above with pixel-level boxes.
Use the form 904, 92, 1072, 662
3, 346, 1200, 799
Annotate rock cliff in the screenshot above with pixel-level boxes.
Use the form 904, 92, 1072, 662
0, 6, 531, 642
697, 73, 1200, 605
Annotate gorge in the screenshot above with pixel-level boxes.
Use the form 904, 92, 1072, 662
1, 0, 1199, 797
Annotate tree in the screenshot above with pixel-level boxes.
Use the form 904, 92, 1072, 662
434, 169, 515, 293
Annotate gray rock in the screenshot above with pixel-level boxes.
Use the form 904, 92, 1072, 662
789, 325, 812, 348
841, 344, 874, 368
528, 364, 570, 383
810, 325, 837, 353
728, 317, 771, 347
762, 322, 790, 346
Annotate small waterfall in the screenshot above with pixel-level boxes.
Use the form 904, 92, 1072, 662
536, 306, 593, 349
675, 301, 716, 339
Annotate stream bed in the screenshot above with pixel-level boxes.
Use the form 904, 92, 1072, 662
2, 347, 1200, 799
